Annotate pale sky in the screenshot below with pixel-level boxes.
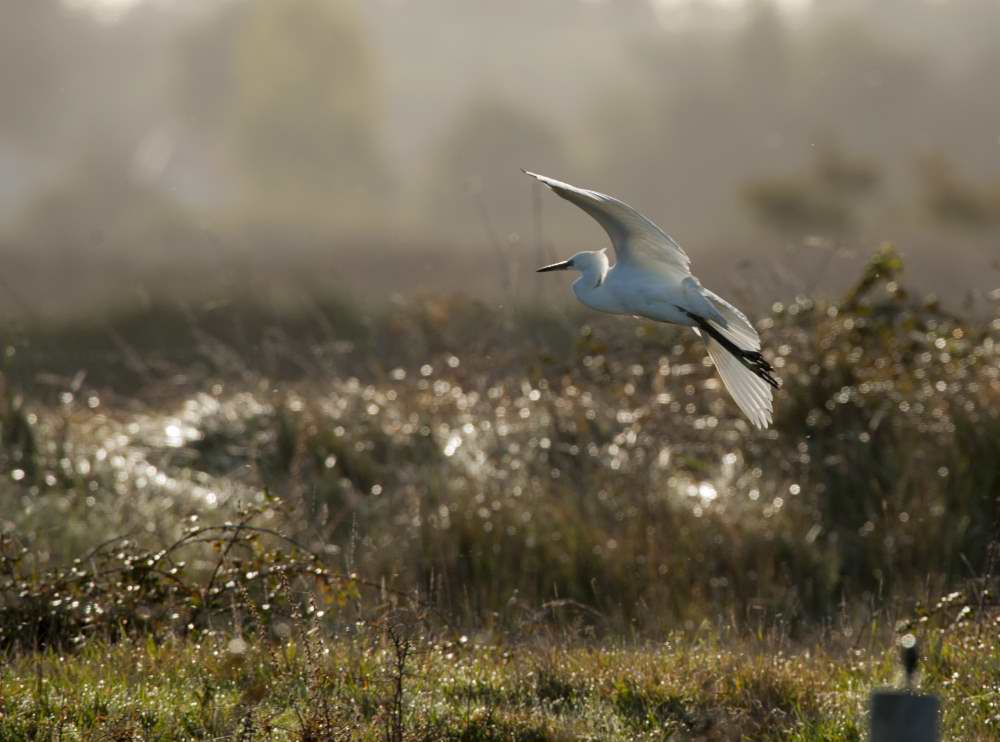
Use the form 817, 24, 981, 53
69, 0, 817, 22
65, 0, 147, 22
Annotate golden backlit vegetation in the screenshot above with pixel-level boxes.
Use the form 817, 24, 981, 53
3, 252, 999, 742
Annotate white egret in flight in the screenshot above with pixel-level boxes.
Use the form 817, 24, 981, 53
528, 171, 779, 429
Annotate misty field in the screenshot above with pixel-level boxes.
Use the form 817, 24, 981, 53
1, 247, 999, 740
6, 1, 1000, 739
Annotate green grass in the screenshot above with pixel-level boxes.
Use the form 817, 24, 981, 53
1, 615, 998, 741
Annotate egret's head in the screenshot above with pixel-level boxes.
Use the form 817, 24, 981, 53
536, 249, 608, 283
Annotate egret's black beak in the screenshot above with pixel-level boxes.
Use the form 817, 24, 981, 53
536, 260, 572, 273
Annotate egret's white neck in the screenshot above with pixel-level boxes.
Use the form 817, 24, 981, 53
571, 252, 623, 314
574, 250, 609, 289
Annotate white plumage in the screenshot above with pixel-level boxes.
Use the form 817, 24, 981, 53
528, 170, 779, 429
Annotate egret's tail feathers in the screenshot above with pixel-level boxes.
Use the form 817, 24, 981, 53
686, 312, 778, 429
703, 335, 776, 429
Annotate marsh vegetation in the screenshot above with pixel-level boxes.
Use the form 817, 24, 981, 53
2, 247, 999, 739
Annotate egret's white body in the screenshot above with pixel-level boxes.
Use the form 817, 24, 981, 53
528, 171, 779, 429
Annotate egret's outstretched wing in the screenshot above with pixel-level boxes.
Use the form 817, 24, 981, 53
524, 171, 691, 277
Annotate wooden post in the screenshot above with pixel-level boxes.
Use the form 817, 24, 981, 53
870, 691, 940, 742
869, 634, 940, 742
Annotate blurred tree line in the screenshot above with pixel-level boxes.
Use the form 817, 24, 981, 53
1, 0, 999, 319
177, 0, 386, 225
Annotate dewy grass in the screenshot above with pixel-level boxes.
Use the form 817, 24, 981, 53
1, 616, 998, 741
